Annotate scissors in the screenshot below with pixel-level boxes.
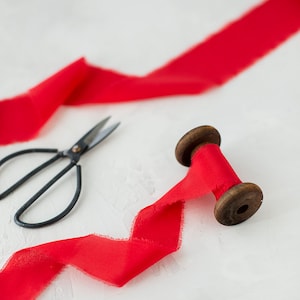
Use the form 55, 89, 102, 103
0, 116, 120, 229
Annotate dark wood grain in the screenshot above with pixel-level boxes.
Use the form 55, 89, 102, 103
175, 125, 221, 167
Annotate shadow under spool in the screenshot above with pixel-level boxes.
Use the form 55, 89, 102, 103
175, 125, 263, 226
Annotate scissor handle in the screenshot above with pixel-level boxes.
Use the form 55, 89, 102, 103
14, 161, 82, 228
0, 148, 59, 165
0, 148, 59, 199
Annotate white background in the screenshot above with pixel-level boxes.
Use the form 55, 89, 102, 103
0, 0, 300, 299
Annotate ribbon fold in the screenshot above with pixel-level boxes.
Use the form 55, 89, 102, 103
1, 0, 299, 144
0, 145, 241, 299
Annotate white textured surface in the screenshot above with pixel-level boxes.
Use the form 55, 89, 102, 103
1, 0, 300, 299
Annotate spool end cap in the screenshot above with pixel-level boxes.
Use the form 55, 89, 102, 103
214, 182, 263, 225
175, 125, 221, 167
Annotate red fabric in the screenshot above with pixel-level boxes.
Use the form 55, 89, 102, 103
0, 144, 242, 299
1, 0, 300, 299
0, 0, 299, 144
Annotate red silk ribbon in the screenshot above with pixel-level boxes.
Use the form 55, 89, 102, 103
0, 144, 242, 299
1, 0, 300, 299
0, 0, 299, 145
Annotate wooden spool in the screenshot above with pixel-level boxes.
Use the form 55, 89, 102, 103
175, 125, 263, 225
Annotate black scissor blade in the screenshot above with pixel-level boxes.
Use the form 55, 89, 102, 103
68, 117, 120, 156
82, 116, 111, 147
86, 121, 120, 151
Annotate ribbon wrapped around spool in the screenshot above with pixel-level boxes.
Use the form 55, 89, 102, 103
175, 125, 263, 225
0, 125, 263, 299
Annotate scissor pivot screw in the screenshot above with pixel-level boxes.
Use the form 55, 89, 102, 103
72, 145, 81, 153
